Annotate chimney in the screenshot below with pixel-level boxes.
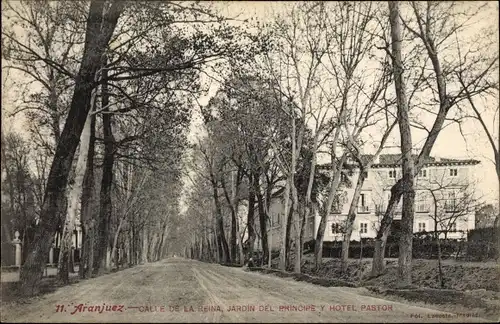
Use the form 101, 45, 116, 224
373, 154, 380, 164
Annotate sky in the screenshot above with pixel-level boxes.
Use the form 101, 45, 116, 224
190, 1, 500, 204
2, 1, 499, 206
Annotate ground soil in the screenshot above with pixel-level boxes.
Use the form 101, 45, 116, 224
1, 258, 490, 323
263, 254, 500, 322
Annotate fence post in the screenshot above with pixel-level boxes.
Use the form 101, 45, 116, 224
12, 231, 22, 267
49, 244, 54, 265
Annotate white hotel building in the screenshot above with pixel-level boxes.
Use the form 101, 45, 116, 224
266, 154, 480, 249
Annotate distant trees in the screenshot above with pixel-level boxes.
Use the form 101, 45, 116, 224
476, 204, 498, 229
2, 0, 498, 294
2, 0, 264, 296
185, 2, 498, 283
425, 179, 478, 288
1, 131, 38, 264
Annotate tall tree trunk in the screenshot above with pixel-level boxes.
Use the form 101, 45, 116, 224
1, 130, 16, 225
341, 170, 366, 274
255, 175, 269, 265
111, 217, 124, 268
211, 177, 230, 264
58, 99, 94, 283
208, 231, 213, 262
213, 228, 219, 263
314, 154, 347, 269
141, 226, 148, 264
372, 179, 403, 276
279, 172, 292, 271
148, 232, 158, 262
201, 223, 207, 261
130, 220, 135, 265
232, 170, 245, 266
299, 205, 308, 262
159, 221, 169, 260
246, 173, 256, 262
94, 54, 115, 275
265, 177, 273, 268
433, 218, 444, 288
299, 131, 319, 271
291, 183, 301, 273
285, 199, 294, 268
221, 170, 239, 264
230, 209, 237, 263
124, 234, 130, 266
214, 221, 220, 264
80, 113, 96, 279
389, 0, 415, 286
19, 1, 123, 296
204, 229, 211, 262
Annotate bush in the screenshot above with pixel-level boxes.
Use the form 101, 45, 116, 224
465, 241, 498, 261
306, 238, 498, 260
468, 227, 499, 243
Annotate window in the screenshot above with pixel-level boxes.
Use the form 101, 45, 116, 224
416, 191, 429, 212
332, 192, 348, 214
449, 168, 458, 177
308, 218, 315, 237
332, 223, 343, 234
332, 195, 342, 214
389, 170, 396, 178
418, 169, 427, 178
445, 191, 457, 212
360, 223, 368, 234
362, 171, 368, 179
450, 222, 457, 232
273, 213, 280, 226
418, 222, 426, 232
358, 193, 369, 212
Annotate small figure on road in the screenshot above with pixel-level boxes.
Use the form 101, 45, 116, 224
247, 257, 255, 268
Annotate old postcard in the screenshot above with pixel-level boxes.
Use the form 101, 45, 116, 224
1, 1, 499, 323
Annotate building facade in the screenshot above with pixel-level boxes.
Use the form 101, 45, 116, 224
265, 154, 480, 250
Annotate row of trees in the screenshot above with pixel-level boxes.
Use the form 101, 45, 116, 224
2, 0, 266, 296
182, 1, 498, 287
1, 1, 497, 296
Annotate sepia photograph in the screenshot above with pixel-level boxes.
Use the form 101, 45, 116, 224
1, 1, 499, 323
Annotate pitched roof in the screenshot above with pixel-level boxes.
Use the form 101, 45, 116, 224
317, 153, 481, 170
365, 153, 481, 168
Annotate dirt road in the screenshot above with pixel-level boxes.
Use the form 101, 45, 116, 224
0, 258, 490, 323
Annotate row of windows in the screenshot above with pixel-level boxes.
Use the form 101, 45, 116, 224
417, 222, 457, 232
339, 168, 460, 180
333, 193, 370, 213
332, 221, 459, 234
388, 168, 459, 179
332, 191, 461, 214
332, 222, 369, 234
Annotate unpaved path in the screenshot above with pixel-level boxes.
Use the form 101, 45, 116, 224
0, 258, 490, 323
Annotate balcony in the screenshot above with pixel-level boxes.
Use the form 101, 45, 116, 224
357, 205, 370, 213
444, 200, 458, 213
416, 204, 430, 213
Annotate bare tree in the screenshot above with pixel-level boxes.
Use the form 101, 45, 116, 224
455, 79, 499, 226
371, 1, 499, 277
263, 2, 331, 272
19, 0, 125, 296
424, 178, 479, 288
388, 0, 416, 286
